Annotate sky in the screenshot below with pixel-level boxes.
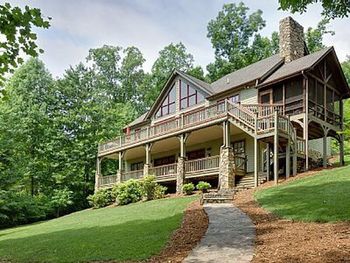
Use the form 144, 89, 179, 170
2, 0, 350, 78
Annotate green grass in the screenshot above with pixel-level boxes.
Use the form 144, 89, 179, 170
255, 164, 350, 222
0, 196, 197, 263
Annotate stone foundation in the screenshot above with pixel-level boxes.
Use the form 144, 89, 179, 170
176, 157, 185, 194
218, 146, 235, 190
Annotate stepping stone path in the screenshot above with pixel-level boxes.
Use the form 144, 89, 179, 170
183, 203, 255, 263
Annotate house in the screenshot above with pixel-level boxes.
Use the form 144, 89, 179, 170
95, 17, 349, 193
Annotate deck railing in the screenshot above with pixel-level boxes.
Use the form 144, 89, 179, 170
227, 102, 256, 129
242, 104, 284, 117
122, 169, 143, 181
185, 155, 220, 174
234, 155, 247, 174
149, 163, 177, 181
296, 137, 306, 155
98, 175, 118, 187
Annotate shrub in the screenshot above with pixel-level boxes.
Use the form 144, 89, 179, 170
141, 175, 158, 201
196, 181, 211, 192
182, 183, 195, 195
50, 189, 73, 217
87, 188, 113, 209
112, 179, 143, 205
154, 185, 167, 199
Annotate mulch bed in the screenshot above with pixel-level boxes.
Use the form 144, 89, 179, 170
234, 170, 350, 263
146, 200, 208, 263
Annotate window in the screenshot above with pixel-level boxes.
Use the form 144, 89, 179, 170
154, 155, 175, 167
273, 85, 283, 103
187, 149, 205, 160
232, 140, 245, 155
229, 94, 240, 103
180, 80, 204, 109
131, 162, 143, 171
156, 85, 176, 118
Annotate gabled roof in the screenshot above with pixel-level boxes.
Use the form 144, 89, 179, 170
123, 112, 148, 129
259, 47, 332, 87
210, 54, 284, 94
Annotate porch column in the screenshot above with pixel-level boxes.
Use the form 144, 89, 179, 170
219, 146, 235, 190
322, 128, 328, 168
304, 117, 309, 171
254, 137, 259, 187
94, 157, 102, 192
266, 143, 271, 181
274, 111, 279, 185
339, 134, 345, 166
286, 139, 290, 179
117, 151, 124, 183
177, 133, 189, 194
292, 128, 297, 176
223, 120, 231, 147
144, 143, 153, 176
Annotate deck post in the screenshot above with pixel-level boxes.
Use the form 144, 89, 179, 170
223, 120, 231, 147
304, 76, 309, 171
94, 157, 102, 192
254, 138, 259, 187
176, 134, 188, 194
286, 139, 290, 179
274, 111, 279, 185
293, 128, 297, 176
339, 134, 345, 166
266, 143, 271, 181
117, 151, 124, 183
144, 143, 153, 176
323, 129, 328, 168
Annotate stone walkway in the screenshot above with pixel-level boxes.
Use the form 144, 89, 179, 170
183, 203, 255, 263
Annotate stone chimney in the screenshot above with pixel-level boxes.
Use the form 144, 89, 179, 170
279, 17, 304, 62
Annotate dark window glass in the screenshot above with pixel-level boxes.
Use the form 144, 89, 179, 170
229, 94, 240, 103
156, 84, 176, 118
232, 140, 245, 155
180, 80, 205, 109
273, 85, 283, 103
154, 156, 175, 167
131, 162, 143, 171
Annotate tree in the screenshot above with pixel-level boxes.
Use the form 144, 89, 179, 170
145, 42, 202, 106
305, 18, 335, 53
206, 2, 277, 82
49, 189, 73, 217
278, 0, 350, 19
0, 3, 51, 86
341, 57, 350, 140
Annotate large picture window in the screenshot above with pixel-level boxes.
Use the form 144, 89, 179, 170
232, 140, 245, 155
180, 80, 204, 109
156, 85, 176, 118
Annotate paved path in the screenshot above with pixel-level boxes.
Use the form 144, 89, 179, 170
183, 203, 255, 263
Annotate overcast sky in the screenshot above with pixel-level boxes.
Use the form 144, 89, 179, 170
3, 0, 350, 78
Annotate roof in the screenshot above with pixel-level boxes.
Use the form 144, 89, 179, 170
210, 54, 284, 94
124, 112, 148, 129
260, 47, 332, 87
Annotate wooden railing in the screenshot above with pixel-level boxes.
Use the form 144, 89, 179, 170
296, 137, 306, 155
227, 102, 256, 130
99, 101, 228, 154
242, 104, 284, 117
98, 175, 118, 187
185, 155, 220, 174
234, 155, 247, 175
149, 163, 177, 181
121, 169, 143, 181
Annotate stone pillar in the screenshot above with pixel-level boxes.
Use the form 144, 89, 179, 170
94, 157, 102, 192
176, 157, 185, 194
218, 146, 235, 190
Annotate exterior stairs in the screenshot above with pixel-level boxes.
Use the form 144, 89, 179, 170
235, 173, 267, 191
201, 189, 235, 204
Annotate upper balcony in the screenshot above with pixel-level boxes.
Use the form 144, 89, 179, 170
98, 100, 304, 157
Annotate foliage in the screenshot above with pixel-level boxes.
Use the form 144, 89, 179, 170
0, 196, 197, 262
49, 189, 73, 217
141, 175, 158, 201
255, 165, 350, 222
112, 179, 143, 205
341, 58, 350, 141
182, 183, 195, 195
305, 18, 334, 53
0, 3, 50, 86
196, 181, 211, 192
87, 188, 114, 209
154, 185, 168, 199
206, 2, 278, 82
278, 0, 350, 19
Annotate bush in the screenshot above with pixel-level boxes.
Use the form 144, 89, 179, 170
154, 185, 167, 199
112, 179, 143, 205
182, 183, 195, 195
196, 181, 211, 192
141, 175, 158, 201
87, 188, 113, 209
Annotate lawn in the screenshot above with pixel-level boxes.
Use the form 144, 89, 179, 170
255, 164, 350, 222
0, 196, 197, 263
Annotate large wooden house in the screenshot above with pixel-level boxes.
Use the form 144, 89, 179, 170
95, 17, 349, 193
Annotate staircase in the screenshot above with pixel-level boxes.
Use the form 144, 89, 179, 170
235, 173, 267, 191
201, 189, 235, 204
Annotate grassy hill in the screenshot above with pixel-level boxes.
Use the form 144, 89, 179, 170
0, 196, 197, 263
255, 164, 350, 222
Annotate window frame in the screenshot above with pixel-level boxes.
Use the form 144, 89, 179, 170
179, 80, 203, 110
156, 84, 176, 118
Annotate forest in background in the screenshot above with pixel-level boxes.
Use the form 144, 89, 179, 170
0, 1, 349, 228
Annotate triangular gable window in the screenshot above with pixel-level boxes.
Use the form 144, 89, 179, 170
180, 79, 205, 109
156, 84, 176, 118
